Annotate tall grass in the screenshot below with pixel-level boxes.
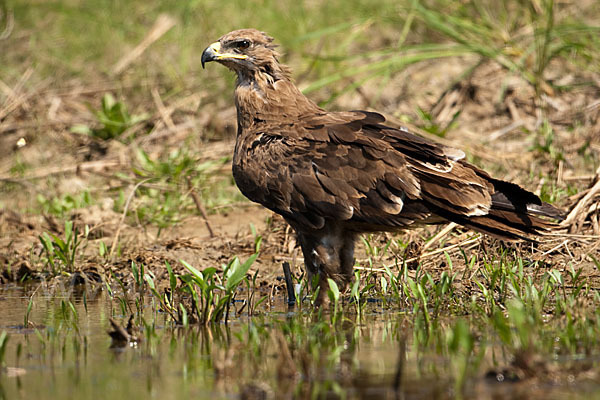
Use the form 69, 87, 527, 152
410, 0, 600, 96
5, 0, 598, 105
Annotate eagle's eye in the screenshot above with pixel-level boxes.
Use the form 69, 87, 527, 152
235, 39, 251, 50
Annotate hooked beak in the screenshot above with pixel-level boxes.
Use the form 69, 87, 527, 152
201, 41, 248, 69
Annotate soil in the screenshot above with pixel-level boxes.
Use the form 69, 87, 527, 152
1, 58, 599, 291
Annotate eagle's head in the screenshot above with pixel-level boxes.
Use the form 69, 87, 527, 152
201, 29, 320, 125
201, 29, 289, 80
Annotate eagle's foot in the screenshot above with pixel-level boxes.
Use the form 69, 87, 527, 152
308, 269, 352, 309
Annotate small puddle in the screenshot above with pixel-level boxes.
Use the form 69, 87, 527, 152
0, 285, 598, 399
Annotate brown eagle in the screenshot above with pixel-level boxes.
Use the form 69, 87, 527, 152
201, 29, 562, 303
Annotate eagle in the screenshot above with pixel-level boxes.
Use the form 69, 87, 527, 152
201, 29, 562, 304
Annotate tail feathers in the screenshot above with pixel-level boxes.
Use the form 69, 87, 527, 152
471, 166, 565, 220
431, 193, 562, 241
453, 211, 557, 241
525, 202, 565, 220
476, 202, 561, 241
422, 163, 564, 240
434, 208, 556, 241
470, 208, 559, 240
490, 191, 564, 220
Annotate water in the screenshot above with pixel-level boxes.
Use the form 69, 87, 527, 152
1, 284, 599, 399
0, 285, 402, 399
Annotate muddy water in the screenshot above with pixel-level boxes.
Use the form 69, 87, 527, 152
0, 285, 598, 400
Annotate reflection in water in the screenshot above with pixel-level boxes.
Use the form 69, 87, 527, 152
0, 285, 598, 399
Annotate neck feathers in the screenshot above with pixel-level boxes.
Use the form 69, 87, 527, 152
234, 64, 322, 132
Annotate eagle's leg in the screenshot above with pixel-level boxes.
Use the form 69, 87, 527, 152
339, 233, 357, 281
297, 228, 356, 306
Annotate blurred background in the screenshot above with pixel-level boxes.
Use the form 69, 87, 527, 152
1, 0, 599, 262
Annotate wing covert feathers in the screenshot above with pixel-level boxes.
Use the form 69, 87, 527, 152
233, 108, 561, 240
